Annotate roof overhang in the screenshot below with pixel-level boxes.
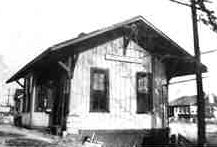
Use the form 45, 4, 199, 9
6, 16, 207, 83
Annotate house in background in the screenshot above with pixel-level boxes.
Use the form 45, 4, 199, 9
169, 95, 217, 122
6, 16, 206, 146
0, 104, 14, 124
0, 105, 11, 116
13, 88, 24, 126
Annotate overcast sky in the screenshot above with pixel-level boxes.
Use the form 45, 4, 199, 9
0, 0, 217, 101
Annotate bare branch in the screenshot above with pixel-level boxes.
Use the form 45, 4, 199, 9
197, 0, 217, 32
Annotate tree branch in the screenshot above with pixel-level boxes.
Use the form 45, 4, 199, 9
197, 0, 217, 32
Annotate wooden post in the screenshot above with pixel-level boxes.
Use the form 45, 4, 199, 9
58, 56, 77, 131
29, 74, 36, 128
191, 0, 206, 146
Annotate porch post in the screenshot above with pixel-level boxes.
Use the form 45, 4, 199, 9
151, 56, 156, 128
58, 55, 78, 131
29, 74, 36, 128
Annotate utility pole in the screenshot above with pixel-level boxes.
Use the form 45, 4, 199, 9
191, 0, 206, 146
170, 0, 206, 146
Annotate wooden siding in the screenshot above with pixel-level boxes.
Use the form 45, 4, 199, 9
31, 112, 49, 127
67, 37, 167, 133
21, 113, 31, 126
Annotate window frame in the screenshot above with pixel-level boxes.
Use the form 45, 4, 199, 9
35, 84, 48, 112
136, 72, 153, 114
90, 67, 109, 112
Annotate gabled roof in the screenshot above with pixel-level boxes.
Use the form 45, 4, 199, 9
6, 15, 207, 83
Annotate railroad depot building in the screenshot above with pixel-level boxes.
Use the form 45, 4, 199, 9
6, 16, 206, 145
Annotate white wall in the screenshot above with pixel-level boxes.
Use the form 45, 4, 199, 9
67, 37, 167, 133
31, 112, 49, 127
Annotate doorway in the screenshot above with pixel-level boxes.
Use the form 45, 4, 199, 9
52, 73, 70, 131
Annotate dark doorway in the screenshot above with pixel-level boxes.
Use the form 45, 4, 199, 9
35, 66, 70, 133
52, 72, 69, 131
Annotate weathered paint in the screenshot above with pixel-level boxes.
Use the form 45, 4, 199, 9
19, 37, 168, 131
67, 37, 168, 133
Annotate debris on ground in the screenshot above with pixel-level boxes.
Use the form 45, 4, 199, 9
5, 138, 53, 147
0, 131, 24, 137
0, 124, 106, 147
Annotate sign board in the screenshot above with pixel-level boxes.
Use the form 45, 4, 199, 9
105, 54, 144, 64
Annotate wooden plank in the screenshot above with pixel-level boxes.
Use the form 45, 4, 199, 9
58, 61, 70, 73
16, 80, 24, 88
105, 54, 144, 64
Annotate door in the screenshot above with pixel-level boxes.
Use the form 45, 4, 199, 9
52, 73, 69, 130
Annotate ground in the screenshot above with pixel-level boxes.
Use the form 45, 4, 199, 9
170, 120, 217, 146
0, 124, 83, 147
3, 121, 217, 146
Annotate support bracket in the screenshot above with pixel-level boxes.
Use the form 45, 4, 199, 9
58, 55, 78, 79
16, 80, 24, 88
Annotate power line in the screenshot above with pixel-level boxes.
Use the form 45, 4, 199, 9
201, 49, 217, 55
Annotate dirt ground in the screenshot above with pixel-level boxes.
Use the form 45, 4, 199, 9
0, 124, 83, 147
169, 121, 217, 147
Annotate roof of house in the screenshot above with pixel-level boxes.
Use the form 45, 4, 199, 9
169, 95, 217, 107
6, 15, 207, 83
169, 95, 197, 106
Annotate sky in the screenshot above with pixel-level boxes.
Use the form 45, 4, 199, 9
0, 0, 217, 101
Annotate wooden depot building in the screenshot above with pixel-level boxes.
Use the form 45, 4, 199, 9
6, 16, 206, 145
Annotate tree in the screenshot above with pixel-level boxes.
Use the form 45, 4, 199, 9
170, 0, 217, 33
197, 0, 217, 32
170, 0, 217, 146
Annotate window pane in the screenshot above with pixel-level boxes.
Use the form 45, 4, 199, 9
136, 72, 152, 113
35, 85, 47, 112
90, 68, 109, 112
93, 73, 105, 91
138, 77, 148, 93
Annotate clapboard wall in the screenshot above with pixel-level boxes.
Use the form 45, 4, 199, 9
67, 37, 168, 133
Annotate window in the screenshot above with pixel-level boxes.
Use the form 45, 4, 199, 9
90, 68, 109, 112
35, 80, 54, 112
136, 72, 152, 113
35, 85, 47, 112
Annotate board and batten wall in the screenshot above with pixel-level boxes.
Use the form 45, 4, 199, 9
66, 37, 168, 134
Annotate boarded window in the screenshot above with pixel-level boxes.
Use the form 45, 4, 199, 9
136, 72, 152, 113
90, 68, 109, 112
